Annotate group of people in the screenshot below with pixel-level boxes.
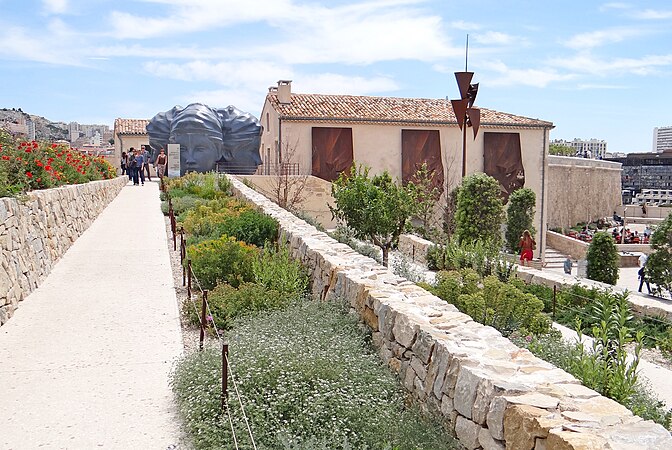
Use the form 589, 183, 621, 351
611, 227, 650, 244
120, 145, 168, 185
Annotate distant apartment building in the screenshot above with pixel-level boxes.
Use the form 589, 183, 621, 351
653, 126, 672, 153
552, 138, 608, 159
605, 150, 672, 204
635, 189, 672, 206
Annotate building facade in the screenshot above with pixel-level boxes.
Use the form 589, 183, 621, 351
551, 138, 608, 159
605, 150, 672, 204
113, 118, 150, 172
260, 80, 554, 256
653, 126, 672, 153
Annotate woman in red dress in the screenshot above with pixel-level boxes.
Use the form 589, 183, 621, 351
518, 229, 536, 266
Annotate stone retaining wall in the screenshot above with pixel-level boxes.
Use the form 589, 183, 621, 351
228, 176, 672, 450
398, 234, 434, 265
0, 177, 128, 325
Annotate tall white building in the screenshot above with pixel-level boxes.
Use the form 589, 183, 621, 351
551, 138, 608, 159
653, 126, 672, 153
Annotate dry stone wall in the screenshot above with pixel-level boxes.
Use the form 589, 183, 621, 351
228, 176, 672, 450
0, 177, 127, 325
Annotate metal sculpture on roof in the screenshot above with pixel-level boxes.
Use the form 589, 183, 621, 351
451, 35, 481, 177
146, 103, 262, 175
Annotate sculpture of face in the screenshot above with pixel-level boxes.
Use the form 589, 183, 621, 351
169, 132, 223, 175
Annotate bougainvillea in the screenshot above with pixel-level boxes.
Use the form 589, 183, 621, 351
0, 132, 116, 197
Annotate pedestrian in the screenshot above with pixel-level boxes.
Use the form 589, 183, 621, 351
642, 202, 647, 216
518, 229, 536, 267
638, 265, 651, 294
141, 145, 152, 181
154, 148, 167, 178
121, 151, 127, 175
644, 226, 652, 238
135, 149, 145, 185
128, 149, 140, 185
563, 257, 573, 275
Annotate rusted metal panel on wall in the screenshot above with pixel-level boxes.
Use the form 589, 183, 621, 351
311, 127, 354, 181
484, 132, 525, 203
401, 129, 444, 191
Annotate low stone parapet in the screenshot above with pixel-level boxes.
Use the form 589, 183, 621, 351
228, 175, 672, 450
0, 177, 128, 325
398, 233, 433, 265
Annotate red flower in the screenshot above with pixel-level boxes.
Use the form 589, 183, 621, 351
25, 148, 32, 153
1, 155, 9, 160
36, 160, 43, 167
45, 165, 52, 171
26, 172, 33, 178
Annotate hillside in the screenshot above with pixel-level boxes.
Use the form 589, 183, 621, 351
0, 108, 69, 141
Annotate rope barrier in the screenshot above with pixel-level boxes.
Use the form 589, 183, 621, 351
225, 352, 258, 450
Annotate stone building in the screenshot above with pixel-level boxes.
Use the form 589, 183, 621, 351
260, 80, 554, 255
112, 118, 150, 171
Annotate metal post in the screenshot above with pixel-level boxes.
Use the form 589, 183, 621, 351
221, 343, 229, 410
181, 228, 186, 286
187, 259, 192, 300
199, 290, 208, 351
552, 285, 557, 320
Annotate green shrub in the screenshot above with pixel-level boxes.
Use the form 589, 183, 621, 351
252, 244, 309, 296
161, 195, 202, 217
184, 282, 288, 330
647, 213, 672, 298
505, 188, 536, 253
586, 232, 619, 285
454, 172, 504, 248
426, 244, 445, 270
441, 239, 516, 281
217, 209, 278, 247
328, 225, 382, 264
186, 235, 257, 290
171, 300, 459, 449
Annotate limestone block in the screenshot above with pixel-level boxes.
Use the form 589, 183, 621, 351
594, 420, 672, 449
403, 364, 416, 391
503, 405, 563, 450
478, 426, 505, 450
545, 429, 610, 450
441, 394, 455, 416
454, 366, 485, 419
455, 415, 481, 450
411, 329, 435, 365
429, 343, 451, 399
392, 312, 418, 348
504, 392, 560, 411
377, 303, 395, 341
410, 355, 427, 381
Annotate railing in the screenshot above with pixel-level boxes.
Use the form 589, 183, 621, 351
214, 162, 301, 176
167, 194, 257, 449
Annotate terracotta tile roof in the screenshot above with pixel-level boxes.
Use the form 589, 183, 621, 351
268, 92, 553, 128
114, 118, 149, 135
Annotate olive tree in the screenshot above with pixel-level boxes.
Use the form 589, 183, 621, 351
330, 164, 415, 266
505, 188, 536, 253
586, 232, 619, 285
646, 215, 672, 297
454, 173, 505, 248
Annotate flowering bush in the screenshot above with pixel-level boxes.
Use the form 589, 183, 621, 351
0, 132, 116, 197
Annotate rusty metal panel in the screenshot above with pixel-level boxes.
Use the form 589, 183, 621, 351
483, 132, 525, 203
401, 129, 445, 192
311, 127, 354, 181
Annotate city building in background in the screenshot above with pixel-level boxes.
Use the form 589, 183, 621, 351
605, 150, 672, 204
551, 138, 608, 159
653, 126, 672, 153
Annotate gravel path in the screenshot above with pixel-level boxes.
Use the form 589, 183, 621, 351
0, 180, 185, 449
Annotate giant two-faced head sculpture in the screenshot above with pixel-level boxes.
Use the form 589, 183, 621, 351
146, 103, 262, 175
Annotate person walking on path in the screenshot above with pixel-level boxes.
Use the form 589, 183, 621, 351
638, 265, 651, 294
120, 151, 128, 176
135, 150, 145, 185
518, 229, 536, 267
141, 145, 153, 181
128, 148, 139, 184
155, 148, 167, 179
564, 257, 573, 275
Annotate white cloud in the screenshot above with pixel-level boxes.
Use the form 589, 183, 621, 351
472, 31, 517, 46
291, 73, 399, 95
565, 27, 645, 49
0, 25, 83, 66
599, 2, 631, 11
42, 0, 69, 15
480, 61, 575, 88
450, 20, 481, 31
632, 9, 672, 20
549, 53, 672, 76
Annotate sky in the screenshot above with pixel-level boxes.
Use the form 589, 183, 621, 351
1, 0, 671, 153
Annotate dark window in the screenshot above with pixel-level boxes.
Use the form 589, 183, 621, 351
401, 129, 444, 192
311, 127, 354, 181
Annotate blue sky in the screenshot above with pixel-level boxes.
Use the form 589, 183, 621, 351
1, 0, 671, 153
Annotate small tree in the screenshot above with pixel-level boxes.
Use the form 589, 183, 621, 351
330, 164, 415, 266
406, 162, 442, 239
455, 173, 504, 248
270, 140, 309, 211
505, 188, 536, 253
549, 143, 574, 156
586, 232, 619, 285
646, 214, 672, 297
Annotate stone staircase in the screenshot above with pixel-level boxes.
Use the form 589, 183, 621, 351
544, 246, 570, 269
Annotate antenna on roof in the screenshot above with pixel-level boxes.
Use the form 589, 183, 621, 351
465, 34, 469, 72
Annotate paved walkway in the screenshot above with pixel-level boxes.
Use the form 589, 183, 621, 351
0, 180, 184, 449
